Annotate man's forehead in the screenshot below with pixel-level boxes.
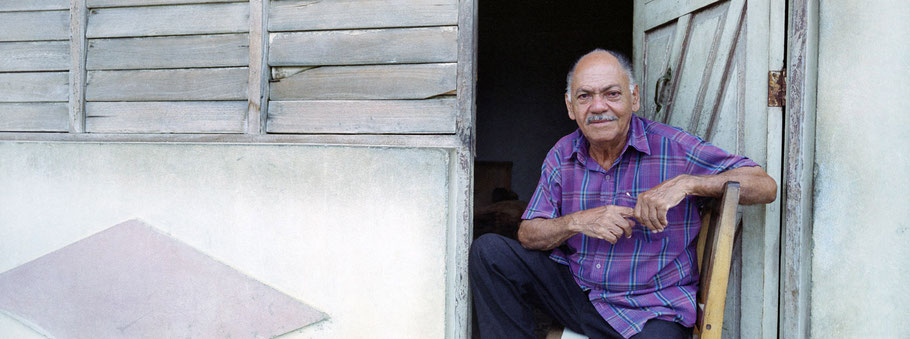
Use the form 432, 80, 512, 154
572, 53, 627, 88
574, 83, 623, 92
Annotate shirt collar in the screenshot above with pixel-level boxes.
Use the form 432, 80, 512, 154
570, 114, 652, 164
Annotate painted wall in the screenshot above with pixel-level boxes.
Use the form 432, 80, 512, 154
0, 142, 450, 338
812, 1, 910, 337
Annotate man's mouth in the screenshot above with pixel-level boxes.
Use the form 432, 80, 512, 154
586, 114, 618, 125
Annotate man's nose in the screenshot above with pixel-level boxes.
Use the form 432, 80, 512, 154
590, 94, 609, 112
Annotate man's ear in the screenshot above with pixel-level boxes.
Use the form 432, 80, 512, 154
631, 84, 641, 112
565, 93, 577, 121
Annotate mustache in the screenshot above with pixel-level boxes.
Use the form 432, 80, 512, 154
586, 114, 619, 125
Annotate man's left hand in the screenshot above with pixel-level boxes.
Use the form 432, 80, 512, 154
634, 175, 691, 232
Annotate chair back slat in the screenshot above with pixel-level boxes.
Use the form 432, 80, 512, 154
694, 181, 741, 339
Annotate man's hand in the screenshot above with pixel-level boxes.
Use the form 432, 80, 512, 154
517, 205, 635, 250
633, 166, 779, 232
569, 205, 636, 244
634, 175, 691, 232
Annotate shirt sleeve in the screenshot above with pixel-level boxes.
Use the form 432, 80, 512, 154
684, 137, 760, 176
522, 148, 563, 220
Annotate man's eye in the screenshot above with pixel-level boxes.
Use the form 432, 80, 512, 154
607, 91, 621, 98
578, 94, 589, 100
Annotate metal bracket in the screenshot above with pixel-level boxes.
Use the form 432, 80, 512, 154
768, 70, 786, 107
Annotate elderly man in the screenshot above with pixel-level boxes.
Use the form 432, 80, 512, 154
469, 49, 777, 338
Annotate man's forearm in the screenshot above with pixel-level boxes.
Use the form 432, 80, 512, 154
682, 166, 777, 204
516, 216, 577, 251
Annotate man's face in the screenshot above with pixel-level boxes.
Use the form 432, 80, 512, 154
565, 53, 641, 148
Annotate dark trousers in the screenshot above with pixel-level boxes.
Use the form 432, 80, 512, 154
469, 233, 691, 339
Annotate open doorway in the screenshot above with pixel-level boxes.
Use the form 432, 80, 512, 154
473, 1, 634, 240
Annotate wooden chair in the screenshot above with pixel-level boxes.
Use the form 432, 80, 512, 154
547, 181, 742, 339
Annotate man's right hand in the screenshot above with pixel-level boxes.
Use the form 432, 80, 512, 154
568, 205, 636, 244
518, 205, 636, 250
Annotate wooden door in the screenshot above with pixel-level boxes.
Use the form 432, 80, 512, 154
633, 0, 785, 338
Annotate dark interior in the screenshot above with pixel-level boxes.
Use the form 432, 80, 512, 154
474, 1, 634, 242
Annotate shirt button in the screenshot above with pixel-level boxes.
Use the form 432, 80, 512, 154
596, 264, 602, 269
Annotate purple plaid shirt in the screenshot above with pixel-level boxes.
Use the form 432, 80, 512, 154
522, 114, 758, 338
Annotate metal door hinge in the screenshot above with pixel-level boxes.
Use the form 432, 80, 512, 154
769, 70, 786, 107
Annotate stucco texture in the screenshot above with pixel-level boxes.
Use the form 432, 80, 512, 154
813, 1, 910, 337
0, 142, 449, 338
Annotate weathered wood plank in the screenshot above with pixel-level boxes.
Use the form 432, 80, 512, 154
782, 0, 817, 337
268, 0, 457, 31
0, 72, 69, 102
270, 63, 456, 100
87, 34, 249, 70
0, 10, 69, 42
87, 0, 238, 8
70, 0, 88, 132
0, 131, 463, 148
247, 0, 267, 134
267, 99, 456, 134
644, 0, 717, 31
86, 68, 248, 101
0, 103, 69, 132
85, 101, 246, 133
0, 41, 69, 72
452, 0, 476, 337
0, 1, 68, 12
269, 27, 457, 66
87, 3, 249, 38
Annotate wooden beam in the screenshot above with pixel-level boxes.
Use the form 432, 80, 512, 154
269, 63, 457, 100
87, 3, 249, 38
85, 101, 246, 133
269, 27, 457, 66
781, 0, 817, 338
449, 0, 477, 337
70, 0, 88, 133
87, 34, 249, 70
247, 0, 267, 134
268, 0, 457, 32
0, 132, 463, 149
267, 99, 456, 134
85, 68, 248, 101
87, 0, 234, 8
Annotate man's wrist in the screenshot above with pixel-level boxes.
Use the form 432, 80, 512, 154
677, 174, 697, 196
564, 214, 581, 234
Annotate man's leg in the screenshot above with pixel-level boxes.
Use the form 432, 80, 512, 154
632, 319, 691, 339
469, 233, 623, 338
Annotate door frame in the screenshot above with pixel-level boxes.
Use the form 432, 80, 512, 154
454, 0, 819, 337
780, 0, 817, 338
451, 0, 477, 338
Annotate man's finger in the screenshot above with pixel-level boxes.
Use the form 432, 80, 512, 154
623, 219, 635, 238
603, 228, 618, 244
647, 204, 661, 232
657, 206, 669, 230
633, 202, 644, 229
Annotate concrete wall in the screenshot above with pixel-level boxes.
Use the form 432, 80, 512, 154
0, 142, 450, 338
812, 1, 910, 337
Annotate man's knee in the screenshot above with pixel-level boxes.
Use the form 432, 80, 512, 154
469, 233, 516, 270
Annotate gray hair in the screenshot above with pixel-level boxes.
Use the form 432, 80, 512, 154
565, 49, 636, 102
